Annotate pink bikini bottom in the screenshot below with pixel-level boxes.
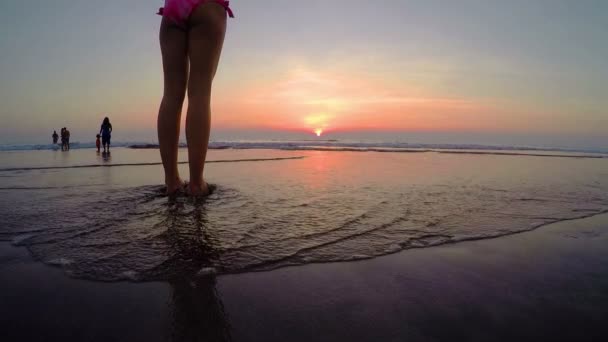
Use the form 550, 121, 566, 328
157, 0, 234, 27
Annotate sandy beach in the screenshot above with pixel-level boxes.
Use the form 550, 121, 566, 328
0, 147, 607, 341
2, 211, 607, 341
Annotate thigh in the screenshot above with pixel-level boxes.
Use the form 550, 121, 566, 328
187, 3, 227, 97
160, 17, 189, 99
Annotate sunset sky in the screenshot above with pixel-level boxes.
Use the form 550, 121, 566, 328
1, 0, 607, 149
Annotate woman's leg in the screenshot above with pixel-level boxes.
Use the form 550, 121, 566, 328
158, 17, 189, 194
186, 3, 227, 196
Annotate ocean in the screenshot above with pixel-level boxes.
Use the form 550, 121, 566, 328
1, 144, 607, 281
2, 140, 608, 154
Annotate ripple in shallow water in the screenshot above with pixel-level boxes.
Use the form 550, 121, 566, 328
1, 176, 608, 282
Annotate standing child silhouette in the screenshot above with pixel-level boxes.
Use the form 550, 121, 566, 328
157, 0, 233, 196
96, 134, 101, 153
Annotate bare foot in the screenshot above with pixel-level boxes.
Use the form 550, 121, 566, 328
188, 181, 210, 197
165, 177, 185, 195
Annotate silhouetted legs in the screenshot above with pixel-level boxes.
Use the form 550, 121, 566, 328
158, 17, 188, 194
158, 4, 226, 196
185, 4, 226, 196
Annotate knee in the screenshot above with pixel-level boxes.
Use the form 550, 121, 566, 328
188, 80, 212, 96
161, 91, 186, 109
187, 90, 212, 108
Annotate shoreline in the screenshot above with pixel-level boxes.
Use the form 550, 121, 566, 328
127, 144, 607, 159
2, 143, 606, 158
0, 156, 307, 172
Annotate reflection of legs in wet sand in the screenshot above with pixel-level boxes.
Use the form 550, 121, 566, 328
169, 277, 232, 341
159, 199, 220, 275
161, 200, 232, 340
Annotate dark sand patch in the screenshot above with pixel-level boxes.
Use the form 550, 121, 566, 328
2, 214, 608, 341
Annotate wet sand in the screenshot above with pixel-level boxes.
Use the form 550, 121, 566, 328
3, 148, 607, 281
2, 212, 607, 341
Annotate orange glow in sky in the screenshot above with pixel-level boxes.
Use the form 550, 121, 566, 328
212, 67, 494, 134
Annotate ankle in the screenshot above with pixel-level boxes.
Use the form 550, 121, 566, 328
188, 181, 209, 196
188, 180, 206, 189
165, 175, 182, 186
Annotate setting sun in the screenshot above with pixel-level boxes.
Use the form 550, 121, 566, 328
305, 112, 330, 137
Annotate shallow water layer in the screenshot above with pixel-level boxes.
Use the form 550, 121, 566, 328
1, 148, 607, 281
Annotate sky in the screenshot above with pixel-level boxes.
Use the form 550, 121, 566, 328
0, 0, 607, 149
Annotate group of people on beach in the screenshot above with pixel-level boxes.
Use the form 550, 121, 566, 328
52, 128, 71, 151
51, 117, 112, 153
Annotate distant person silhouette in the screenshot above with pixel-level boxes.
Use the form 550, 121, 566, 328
52, 130, 59, 145
156, 0, 233, 196
99, 117, 112, 153
64, 128, 71, 151
60, 128, 66, 151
